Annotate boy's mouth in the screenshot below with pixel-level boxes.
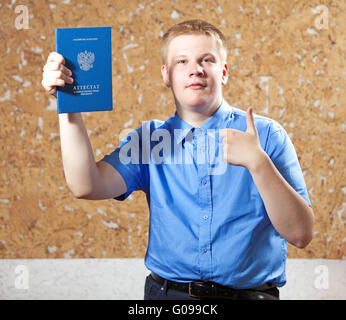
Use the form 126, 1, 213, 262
187, 82, 207, 89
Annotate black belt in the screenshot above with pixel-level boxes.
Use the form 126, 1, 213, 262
150, 272, 278, 300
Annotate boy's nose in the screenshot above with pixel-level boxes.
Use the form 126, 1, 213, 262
189, 62, 204, 77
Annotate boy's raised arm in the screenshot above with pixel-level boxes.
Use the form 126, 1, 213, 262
42, 52, 127, 200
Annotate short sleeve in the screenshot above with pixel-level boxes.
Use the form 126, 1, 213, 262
265, 123, 312, 207
101, 127, 148, 201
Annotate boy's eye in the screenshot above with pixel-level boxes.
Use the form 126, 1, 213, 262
177, 59, 186, 64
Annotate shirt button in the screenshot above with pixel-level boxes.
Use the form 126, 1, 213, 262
202, 248, 207, 253
202, 179, 207, 185
203, 215, 208, 220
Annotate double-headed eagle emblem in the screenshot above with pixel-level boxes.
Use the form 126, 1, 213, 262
77, 50, 95, 71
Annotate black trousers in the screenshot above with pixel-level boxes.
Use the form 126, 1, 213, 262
144, 274, 280, 300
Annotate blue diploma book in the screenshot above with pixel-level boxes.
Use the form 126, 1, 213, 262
55, 27, 113, 113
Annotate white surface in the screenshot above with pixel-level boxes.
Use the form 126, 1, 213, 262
0, 258, 345, 300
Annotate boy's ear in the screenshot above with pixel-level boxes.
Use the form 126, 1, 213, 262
221, 63, 229, 86
161, 64, 171, 88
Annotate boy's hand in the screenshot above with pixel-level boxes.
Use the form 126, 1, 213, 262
41, 52, 74, 98
219, 107, 267, 172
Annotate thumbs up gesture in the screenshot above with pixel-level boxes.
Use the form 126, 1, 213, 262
219, 107, 266, 172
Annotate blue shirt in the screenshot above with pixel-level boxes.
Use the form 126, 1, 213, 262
102, 100, 311, 289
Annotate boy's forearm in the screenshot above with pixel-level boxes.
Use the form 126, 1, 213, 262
58, 113, 98, 197
248, 152, 314, 248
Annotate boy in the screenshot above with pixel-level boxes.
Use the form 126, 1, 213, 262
41, 20, 314, 300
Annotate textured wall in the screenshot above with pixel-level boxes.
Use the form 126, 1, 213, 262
0, 0, 344, 259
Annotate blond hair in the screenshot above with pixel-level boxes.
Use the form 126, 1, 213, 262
161, 19, 227, 65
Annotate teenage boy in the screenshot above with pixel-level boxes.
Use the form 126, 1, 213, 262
41, 19, 314, 300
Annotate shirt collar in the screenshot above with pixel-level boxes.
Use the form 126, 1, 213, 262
171, 99, 232, 144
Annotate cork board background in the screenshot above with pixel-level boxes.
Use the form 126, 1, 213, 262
0, 0, 344, 259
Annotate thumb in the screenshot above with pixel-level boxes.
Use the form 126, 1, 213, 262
246, 107, 257, 135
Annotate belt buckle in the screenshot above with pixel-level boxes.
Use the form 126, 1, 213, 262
188, 281, 213, 298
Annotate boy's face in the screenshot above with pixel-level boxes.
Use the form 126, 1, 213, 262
161, 34, 228, 112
